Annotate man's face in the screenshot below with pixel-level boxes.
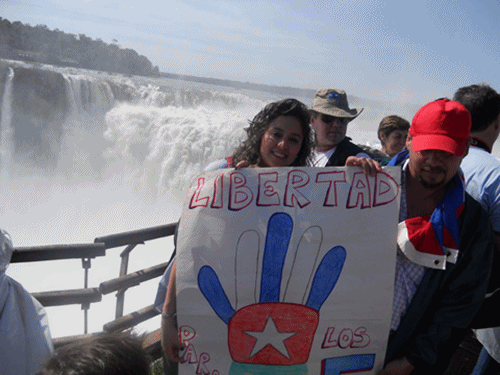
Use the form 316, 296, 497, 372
406, 135, 467, 190
310, 114, 348, 152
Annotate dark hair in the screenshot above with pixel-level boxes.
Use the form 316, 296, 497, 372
232, 98, 313, 166
377, 115, 410, 142
453, 84, 500, 132
38, 331, 150, 375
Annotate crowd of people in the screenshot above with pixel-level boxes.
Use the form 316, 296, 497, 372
159, 85, 500, 375
2, 84, 500, 375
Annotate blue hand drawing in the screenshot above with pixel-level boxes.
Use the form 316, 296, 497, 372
197, 212, 347, 374
198, 212, 346, 315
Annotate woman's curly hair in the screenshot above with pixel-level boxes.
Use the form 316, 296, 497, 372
232, 98, 313, 166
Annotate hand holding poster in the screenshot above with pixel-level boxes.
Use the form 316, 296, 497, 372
175, 166, 400, 375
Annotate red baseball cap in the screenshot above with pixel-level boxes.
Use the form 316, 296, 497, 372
409, 98, 471, 156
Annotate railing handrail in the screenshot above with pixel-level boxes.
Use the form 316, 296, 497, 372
33, 288, 102, 307
103, 304, 159, 332
99, 262, 169, 295
94, 222, 177, 249
12, 221, 178, 359
11, 243, 106, 263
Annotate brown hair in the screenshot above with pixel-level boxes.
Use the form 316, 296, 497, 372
377, 115, 410, 142
232, 98, 313, 166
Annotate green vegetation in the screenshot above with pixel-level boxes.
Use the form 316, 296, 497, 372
150, 358, 164, 375
0, 17, 160, 77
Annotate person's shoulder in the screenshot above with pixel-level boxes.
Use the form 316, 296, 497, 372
462, 148, 500, 186
463, 147, 500, 168
356, 144, 390, 161
204, 158, 229, 171
337, 138, 368, 155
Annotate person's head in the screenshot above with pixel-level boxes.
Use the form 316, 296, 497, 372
453, 84, 500, 134
377, 115, 410, 157
406, 98, 471, 190
0, 228, 13, 275
232, 98, 313, 167
309, 88, 363, 152
38, 330, 150, 375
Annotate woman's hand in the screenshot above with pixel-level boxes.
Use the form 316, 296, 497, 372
345, 156, 381, 176
235, 160, 259, 169
161, 315, 185, 363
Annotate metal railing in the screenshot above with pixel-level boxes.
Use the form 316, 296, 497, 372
11, 222, 177, 358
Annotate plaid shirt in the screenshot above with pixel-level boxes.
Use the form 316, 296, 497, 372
391, 163, 426, 331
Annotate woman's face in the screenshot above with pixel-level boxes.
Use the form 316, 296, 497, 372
259, 116, 303, 167
381, 129, 408, 157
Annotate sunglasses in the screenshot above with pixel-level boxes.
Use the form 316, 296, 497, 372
321, 114, 348, 125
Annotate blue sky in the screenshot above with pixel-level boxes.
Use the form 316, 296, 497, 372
2, 0, 500, 103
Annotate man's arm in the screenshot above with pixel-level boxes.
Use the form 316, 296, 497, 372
469, 232, 500, 328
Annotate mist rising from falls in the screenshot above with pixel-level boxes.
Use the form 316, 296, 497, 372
0, 64, 270, 245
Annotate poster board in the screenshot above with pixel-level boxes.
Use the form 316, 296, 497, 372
175, 166, 400, 375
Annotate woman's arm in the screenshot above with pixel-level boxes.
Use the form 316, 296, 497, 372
161, 260, 185, 362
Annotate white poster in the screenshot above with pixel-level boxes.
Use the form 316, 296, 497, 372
175, 166, 400, 375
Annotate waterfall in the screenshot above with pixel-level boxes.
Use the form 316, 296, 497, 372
0, 67, 15, 171
0, 63, 272, 337
0, 62, 424, 338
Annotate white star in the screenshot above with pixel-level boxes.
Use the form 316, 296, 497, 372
244, 316, 298, 359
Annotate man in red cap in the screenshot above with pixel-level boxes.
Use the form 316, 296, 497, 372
371, 98, 494, 374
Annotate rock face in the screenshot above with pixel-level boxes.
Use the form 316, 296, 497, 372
11, 66, 68, 168
0, 63, 135, 169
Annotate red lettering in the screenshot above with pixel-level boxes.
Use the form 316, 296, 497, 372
183, 344, 198, 364
196, 352, 211, 375
373, 172, 399, 207
347, 172, 371, 209
316, 171, 347, 207
322, 327, 338, 348
352, 327, 371, 348
257, 172, 280, 206
285, 170, 311, 208
322, 326, 371, 350
338, 328, 353, 349
179, 325, 196, 344
189, 178, 210, 208
229, 172, 253, 211
211, 174, 224, 208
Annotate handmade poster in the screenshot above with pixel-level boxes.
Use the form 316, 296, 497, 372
175, 166, 400, 375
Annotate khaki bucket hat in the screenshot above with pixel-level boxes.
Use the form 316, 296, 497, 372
312, 88, 363, 119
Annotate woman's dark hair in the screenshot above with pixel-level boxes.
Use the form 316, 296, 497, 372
377, 115, 410, 142
232, 98, 313, 166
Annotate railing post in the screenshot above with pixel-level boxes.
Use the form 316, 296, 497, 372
81, 258, 91, 334
115, 244, 137, 318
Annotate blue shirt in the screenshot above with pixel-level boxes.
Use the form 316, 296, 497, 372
461, 146, 500, 233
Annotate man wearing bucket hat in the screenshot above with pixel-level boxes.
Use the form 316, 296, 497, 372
372, 98, 494, 374
309, 88, 370, 167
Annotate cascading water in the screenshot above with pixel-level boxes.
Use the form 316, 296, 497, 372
0, 67, 15, 172
0, 62, 272, 337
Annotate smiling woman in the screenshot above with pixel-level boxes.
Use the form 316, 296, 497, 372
205, 98, 313, 170
258, 116, 303, 167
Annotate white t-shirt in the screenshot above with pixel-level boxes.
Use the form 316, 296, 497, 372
309, 148, 336, 167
